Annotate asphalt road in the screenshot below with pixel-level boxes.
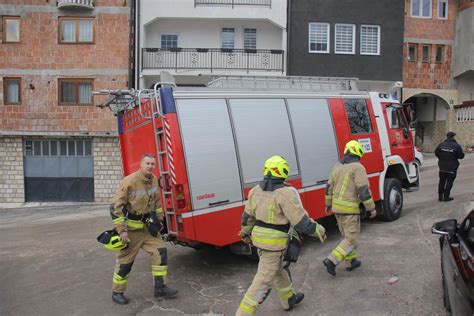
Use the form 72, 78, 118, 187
0, 154, 473, 316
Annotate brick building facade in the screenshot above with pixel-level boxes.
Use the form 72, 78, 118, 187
0, 0, 129, 203
403, 0, 474, 151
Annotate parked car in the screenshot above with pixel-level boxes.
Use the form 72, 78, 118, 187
415, 147, 424, 167
432, 210, 474, 315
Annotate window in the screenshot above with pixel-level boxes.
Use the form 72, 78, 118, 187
344, 99, 373, 134
422, 45, 430, 63
408, 43, 417, 62
335, 24, 355, 54
438, 0, 448, 19
59, 17, 93, 44
59, 79, 93, 105
411, 0, 432, 18
221, 28, 235, 49
161, 34, 178, 49
2, 17, 20, 43
389, 109, 400, 129
3, 78, 21, 105
309, 23, 330, 53
435, 45, 445, 63
25, 140, 92, 156
360, 25, 380, 55
244, 28, 257, 50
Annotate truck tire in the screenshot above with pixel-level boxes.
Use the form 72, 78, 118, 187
382, 178, 403, 221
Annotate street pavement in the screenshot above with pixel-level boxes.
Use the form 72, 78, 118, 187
0, 154, 473, 316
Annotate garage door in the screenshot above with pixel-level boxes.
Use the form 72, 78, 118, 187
24, 139, 94, 202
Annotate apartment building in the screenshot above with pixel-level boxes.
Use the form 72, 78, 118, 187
0, 0, 129, 203
452, 0, 474, 149
287, 0, 405, 94
135, 0, 288, 88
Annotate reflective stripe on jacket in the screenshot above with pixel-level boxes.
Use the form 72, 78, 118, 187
112, 170, 162, 232
325, 161, 375, 214
242, 185, 320, 251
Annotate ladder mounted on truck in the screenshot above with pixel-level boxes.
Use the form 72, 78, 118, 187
93, 79, 179, 239
208, 75, 359, 91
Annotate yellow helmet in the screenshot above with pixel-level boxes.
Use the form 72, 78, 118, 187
344, 140, 364, 158
97, 229, 129, 252
263, 155, 290, 179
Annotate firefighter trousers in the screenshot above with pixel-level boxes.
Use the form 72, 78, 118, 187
112, 229, 167, 293
327, 214, 360, 265
236, 249, 295, 315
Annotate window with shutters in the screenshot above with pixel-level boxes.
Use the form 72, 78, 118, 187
221, 28, 235, 49
244, 28, 257, 50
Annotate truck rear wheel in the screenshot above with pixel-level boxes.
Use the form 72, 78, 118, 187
382, 178, 403, 221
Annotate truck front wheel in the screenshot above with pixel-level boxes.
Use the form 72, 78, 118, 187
382, 178, 403, 221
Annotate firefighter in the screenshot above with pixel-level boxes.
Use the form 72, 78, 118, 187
236, 155, 326, 315
110, 154, 178, 305
435, 131, 465, 202
323, 140, 376, 277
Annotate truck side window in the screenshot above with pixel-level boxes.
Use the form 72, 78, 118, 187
344, 99, 373, 134
389, 108, 400, 128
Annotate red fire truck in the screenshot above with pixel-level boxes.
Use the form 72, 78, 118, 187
96, 75, 419, 252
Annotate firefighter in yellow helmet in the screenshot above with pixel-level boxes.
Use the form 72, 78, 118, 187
109, 154, 178, 305
323, 140, 376, 276
236, 155, 326, 315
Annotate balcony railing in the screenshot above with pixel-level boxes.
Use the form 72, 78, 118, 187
194, 0, 271, 8
142, 48, 284, 73
57, 0, 94, 9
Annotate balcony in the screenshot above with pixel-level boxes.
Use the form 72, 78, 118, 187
57, 0, 94, 10
142, 48, 284, 73
194, 0, 271, 7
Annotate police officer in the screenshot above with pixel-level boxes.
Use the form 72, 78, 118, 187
323, 140, 376, 277
110, 154, 178, 305
236, 156, 326, 315
435, 131, 465, 202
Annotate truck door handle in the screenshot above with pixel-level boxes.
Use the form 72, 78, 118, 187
209, 200, 229, 206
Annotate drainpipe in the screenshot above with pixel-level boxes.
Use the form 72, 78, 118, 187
134, 0, 140, 89
286, 0, 290, 75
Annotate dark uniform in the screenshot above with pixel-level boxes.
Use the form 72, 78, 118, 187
435, 132, 464, 201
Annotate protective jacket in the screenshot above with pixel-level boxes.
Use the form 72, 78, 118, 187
112, 170, 163, 233
241, 181, 324, 251
325, 154, 375, 214
435, 138, 465, 172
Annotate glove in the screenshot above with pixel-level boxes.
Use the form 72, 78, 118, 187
147, 212, 163, 237
314, 223, 326, 243
238, 230, 252, 244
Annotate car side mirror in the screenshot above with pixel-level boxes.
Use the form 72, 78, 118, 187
432, 219, 457, 235
467, 227, 474, 245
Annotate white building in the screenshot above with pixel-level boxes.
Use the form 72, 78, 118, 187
135, 0, 288, 87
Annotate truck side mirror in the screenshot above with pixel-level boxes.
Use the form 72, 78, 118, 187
432, 219, 457, 235
402, 127, 409, 139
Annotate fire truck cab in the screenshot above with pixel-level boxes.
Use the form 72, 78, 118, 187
97, 75, 419, 251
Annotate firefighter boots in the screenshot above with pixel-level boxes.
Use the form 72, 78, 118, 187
154, 286, 178, 298
154, 276, 178, 298
323, 259, 336, 276
284, 292, 305, 311
112, 292, 129, 305
346, 259, 362, 271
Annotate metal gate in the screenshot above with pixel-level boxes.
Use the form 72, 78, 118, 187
24, 139, 94, 202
